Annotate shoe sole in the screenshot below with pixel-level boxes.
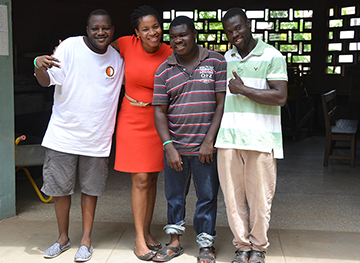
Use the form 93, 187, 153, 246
74, 247, 93, 262
44, 245, 71, 259
74, 254, 93, 262
74, 253, 93, 262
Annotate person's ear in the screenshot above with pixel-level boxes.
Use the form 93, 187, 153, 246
135, 28, 140, 39
193, 29, 198, 39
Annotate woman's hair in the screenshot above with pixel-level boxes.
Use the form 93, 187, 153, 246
131, 5, 162, 30
222, 7, 248, 23
170, 16, 195, 32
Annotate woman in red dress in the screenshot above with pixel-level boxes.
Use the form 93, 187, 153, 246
111, 5, 172, 261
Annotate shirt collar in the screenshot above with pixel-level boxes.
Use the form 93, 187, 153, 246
231, 38, 265, 59
168, 45, 209, 65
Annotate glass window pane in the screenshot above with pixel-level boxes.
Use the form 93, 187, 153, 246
329, 31, 333, 39
304, 21, 312, 29
280, 44, 298, 52
270, 10, 288, 18
340, 30, 355, 39
328, 43, 342, 51
304, 44, 311, 52
341, 6, 356, 15
293, 33, 312, 41
292, 55, 311, 63
246, 10, 264, 18
295, 10, 313, 18
328, 55, 332, 63
257, 22, 274, 30
208, 44, 228, 52
176, 11, 193, 18
350, 18, 360, 26
198, 33, 216, 41
163, 11, 171, 19
338, 54, 353, 63
195, 22, 203, 30
327, 66, 341, 74
163, 34, 170, 42
334, 66, 341, 74
329, 8, 334, 17
269, 33, 287, 41
209, 22, 223, 30
163, 23, 170, 30
280, 22, 298, 29
199, 11, 216, 19
349, 42, 360, 51
329, 19, 343, 28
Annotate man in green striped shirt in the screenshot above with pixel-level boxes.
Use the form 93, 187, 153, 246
214, 7, 288, 263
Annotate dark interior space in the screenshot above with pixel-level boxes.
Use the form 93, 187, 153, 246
12, 0, 360, 143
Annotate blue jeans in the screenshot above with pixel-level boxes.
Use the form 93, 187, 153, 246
163, 152, 219, 247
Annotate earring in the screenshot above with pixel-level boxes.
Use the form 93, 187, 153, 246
137, 35, 140, 39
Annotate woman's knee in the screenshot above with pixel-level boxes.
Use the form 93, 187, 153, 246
132, 173, 153, 189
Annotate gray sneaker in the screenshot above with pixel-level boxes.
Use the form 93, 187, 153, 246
44, 239, 71, 258
74, 245, 93, 262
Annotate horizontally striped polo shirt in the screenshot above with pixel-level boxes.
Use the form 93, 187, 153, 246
153, 46, 227, 155
215, 39, 288, 159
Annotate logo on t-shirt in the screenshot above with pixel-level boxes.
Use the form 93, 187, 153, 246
199, 65, 214, 83
106, 66, 115, 77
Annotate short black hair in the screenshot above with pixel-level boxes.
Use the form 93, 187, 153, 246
131, 5, 162, 30
87, 9, 113, 26
170, 16, 195, 32
222, 8, 248, 23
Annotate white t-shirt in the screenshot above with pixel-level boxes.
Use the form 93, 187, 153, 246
41, 36, 124, 157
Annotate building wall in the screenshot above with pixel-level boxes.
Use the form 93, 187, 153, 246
0, 0, 15, 220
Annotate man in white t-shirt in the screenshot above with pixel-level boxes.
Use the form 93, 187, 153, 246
33, 9, 124, 262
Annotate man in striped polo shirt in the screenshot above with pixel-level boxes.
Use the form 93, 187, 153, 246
153, 16, 226, 263
214, 8, 288, 263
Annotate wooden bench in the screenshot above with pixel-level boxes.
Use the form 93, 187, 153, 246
321, 90, 358, 167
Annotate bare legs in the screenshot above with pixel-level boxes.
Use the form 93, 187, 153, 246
80, 193, 98, 248
53, 193, 97, 249
54, 195, 71, 246
131, 172, 159, 256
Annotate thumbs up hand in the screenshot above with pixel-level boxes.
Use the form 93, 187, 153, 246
228, 70, 245, 94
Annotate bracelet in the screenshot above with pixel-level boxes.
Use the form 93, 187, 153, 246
163, 140, 173, 147
34, 56, 40, 69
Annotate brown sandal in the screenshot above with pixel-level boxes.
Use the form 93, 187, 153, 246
153, 245, 184, 262
133, 247, 155, 261
147, 242, 162, 251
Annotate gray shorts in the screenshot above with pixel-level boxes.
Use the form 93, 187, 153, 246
41, 148, 109, 197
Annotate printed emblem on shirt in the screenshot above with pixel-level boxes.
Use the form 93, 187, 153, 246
198, 65, 214, 83
106, 66, 115, 77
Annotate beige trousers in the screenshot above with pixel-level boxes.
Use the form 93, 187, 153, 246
217, 148, 277, 252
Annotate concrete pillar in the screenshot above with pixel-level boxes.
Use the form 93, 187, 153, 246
0, 0, 15, 220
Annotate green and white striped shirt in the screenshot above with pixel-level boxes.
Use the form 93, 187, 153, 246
215, 39, 288, 159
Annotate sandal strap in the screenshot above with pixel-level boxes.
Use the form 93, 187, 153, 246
199, 246, 215, 255
157, 245, 181, 256
250, 250, 265, 258
198, 247, 216, 263
235, 250, 250, 258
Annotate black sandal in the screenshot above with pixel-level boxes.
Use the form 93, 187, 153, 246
197, 247, 216, 263
153, 245, 184, 262
248, 250, 265, 263
232, 250, 250, 263
147, 242, 162, 251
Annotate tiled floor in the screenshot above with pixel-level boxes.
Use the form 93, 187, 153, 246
1, 135, 360, 262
